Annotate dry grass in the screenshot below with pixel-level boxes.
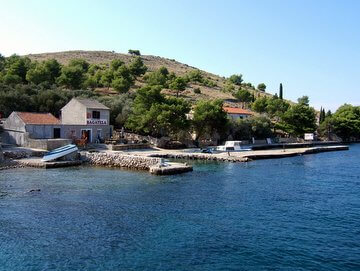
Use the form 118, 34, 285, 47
26, 50, 277, 105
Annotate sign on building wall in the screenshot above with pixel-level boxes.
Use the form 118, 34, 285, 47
87, 119, 108, 125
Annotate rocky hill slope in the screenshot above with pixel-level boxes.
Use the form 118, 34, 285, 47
26, 50, 274, 106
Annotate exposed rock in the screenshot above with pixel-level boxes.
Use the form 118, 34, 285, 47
148, 152, 250, 163
81, 152, 160, 170
3, 149, 46, 159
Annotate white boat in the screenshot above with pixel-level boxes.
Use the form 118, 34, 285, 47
42, 144, 79, 162
216, 141, 252, 152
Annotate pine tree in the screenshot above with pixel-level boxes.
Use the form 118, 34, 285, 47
319, 106, 323, 123
279, 83, 283, 99
319, 107, 326, 123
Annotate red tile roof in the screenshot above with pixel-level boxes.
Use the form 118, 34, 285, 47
223, 107, 253, 115
16, 112, 60, 125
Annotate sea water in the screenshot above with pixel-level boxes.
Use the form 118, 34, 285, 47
0, 145, 359, 270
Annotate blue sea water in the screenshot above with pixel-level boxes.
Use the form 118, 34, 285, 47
1, 145, 360, 271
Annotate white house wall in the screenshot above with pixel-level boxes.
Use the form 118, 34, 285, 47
61, 99, 87, 124
2, 113, 27, 145
3, 113, 26, 132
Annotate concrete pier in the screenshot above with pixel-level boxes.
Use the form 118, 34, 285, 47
149, 152, 250, 162
134, 145, 349, 163
81, 152, 193, 175
149, 162, 193, 175
251, 141, 343, 150
243, 145, 349, 160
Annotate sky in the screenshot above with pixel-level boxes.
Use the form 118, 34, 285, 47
1, 0, 359, 111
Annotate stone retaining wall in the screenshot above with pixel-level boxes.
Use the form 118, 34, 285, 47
81, 152, 161, 170
26, 138, 72, 151
3, 149, 46, 159
111, 143, 150, 151
149, 152, 250, 163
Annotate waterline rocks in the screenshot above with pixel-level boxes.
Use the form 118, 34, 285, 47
81, 152, 193, 174
149, 162, 193, 175
149, 152, 250, 163
0, 160, 24, 170
81, 152, 161, 170
3, 149, 46, 159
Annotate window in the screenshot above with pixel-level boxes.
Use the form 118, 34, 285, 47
92, 111, 100, 119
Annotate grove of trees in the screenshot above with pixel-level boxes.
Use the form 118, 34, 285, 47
0, 53, 358, 143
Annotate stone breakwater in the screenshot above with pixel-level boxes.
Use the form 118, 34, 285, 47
149, 152, 250, 162
81, 152, 161, 170
3, 150, 46, 159
0, 160, 25, 170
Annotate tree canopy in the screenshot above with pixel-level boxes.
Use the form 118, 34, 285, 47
192, 99, 228, 141
234, 89, 252, 102
228, 74, 243, 85
125, 85, 190, 138
169, 76, 187, 97
278, 100, 317, 137
128, 49, 141, 56
229, 116, 273, 140
331, 104, 360, 141
252, 96, 268, 113
257, 83, 266, 92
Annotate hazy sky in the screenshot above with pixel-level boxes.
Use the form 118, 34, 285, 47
1, 0, 359, 111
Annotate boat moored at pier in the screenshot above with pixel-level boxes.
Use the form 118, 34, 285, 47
216, 141, 252, 152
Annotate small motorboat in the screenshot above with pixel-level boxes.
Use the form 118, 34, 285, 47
42, 144, 79, 162
216, 141, 252, 152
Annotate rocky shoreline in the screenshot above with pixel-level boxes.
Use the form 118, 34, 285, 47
149, 152, 251, 162
0, 145, 349, 174
81, 151, 161, 170
0, 160, 25, 170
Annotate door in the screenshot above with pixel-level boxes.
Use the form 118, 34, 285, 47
96, 129, 102, 143
53, 128, 61, 139
81, 129, 92, 143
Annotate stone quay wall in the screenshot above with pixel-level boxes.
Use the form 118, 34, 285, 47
149, 152, 250, 163
81, 152, 161, 170
3, 149, 46, 159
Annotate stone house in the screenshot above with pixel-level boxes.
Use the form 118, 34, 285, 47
223, 107, 254, 120
2, 98, 112, 148
3, 112, 62, 145
2, 112, 70, 149
60, 98, 112, 143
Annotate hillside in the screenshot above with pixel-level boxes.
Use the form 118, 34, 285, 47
0, 50, 322, 140
26, 50, 274, 106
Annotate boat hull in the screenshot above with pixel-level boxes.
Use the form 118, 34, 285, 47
42, 144, 79, 162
